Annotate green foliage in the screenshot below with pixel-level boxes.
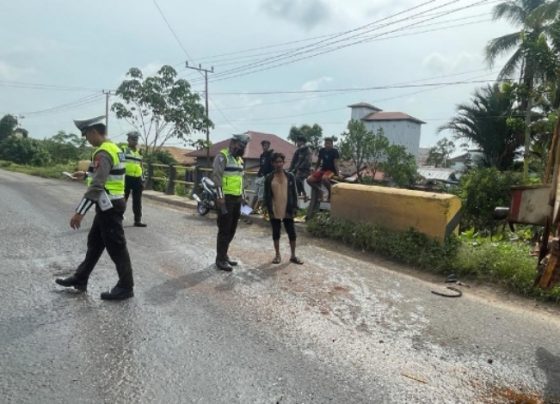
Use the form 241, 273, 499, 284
307, 213, 560, 302
288, 123, 323, 151
456, 167, 521, 231
0, 136, 51, 166
144, 149, 177, 165
0, 114, 18, 142
426, 138, 455, 167
382, 144, 418, 187
43, 131, 89, 164
340, 120, 388, 182
0, 160, 78, 179
439, 84, 523, 170
111, 65, 211, 155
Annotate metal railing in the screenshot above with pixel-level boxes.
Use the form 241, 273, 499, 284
144, 163, 257, 197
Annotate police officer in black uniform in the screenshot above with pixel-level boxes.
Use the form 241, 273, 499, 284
55, 116, 134, 300
213, 133, 250, 271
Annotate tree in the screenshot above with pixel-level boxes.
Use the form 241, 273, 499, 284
0, 114, 18, 142
288, 124, 323, 150
44, 131, 89, 164
381, 144, 418, 188
111, 65, 211, 156
439, 84, 524, 170
426, 138, 455, 167
486, 0, 560, 178
339, 120, 389, 182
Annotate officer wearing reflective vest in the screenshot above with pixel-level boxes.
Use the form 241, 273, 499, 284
212, 133, 250, 271
55, 115, 134, 301
121, 131, 147, 227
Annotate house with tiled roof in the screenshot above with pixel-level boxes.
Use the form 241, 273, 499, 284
185, 130, 296, 171
349, 102, 425, 158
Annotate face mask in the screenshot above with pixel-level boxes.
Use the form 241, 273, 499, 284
233, 145, 245, 157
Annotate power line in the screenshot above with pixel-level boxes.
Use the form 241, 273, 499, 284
193, 0, 492, 84
0, 80, 104, 93
21, 93, 104, 117
194, 12, 490, 68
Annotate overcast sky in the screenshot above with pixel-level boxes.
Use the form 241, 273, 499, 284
0, 0, 514, 149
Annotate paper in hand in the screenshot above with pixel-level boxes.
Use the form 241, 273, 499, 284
240, 203, 253, 216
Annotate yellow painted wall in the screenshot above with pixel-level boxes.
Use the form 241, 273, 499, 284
330, 183, 461, 243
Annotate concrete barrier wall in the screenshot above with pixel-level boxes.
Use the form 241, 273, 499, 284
330, 183, 462, 243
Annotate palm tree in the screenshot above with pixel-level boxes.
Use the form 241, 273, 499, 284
486, 0, 560, 178
439, 84, 524, 170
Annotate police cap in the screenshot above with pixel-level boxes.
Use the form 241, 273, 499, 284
127, 131, 140, 140
231, 133, 250, 146
74, 115, 106, 135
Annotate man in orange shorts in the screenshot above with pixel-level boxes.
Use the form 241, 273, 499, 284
307, 137, 339, 202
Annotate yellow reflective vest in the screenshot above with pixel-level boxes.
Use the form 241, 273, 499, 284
86, 141, 125, 199
122, 146, 143, 178
220, 148, 244, 196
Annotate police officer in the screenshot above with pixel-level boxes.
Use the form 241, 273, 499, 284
55, 115, 134, 300
213, 133, 250, 271
121, 131, 147, 227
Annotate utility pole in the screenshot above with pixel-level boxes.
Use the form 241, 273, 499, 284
185, 62, 214, 166
103, 90, 111, 133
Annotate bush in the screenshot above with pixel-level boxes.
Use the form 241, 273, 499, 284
0, 137, 52, 166
456, 168, 521, 231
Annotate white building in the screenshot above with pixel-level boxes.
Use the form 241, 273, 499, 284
348, 102, 424, 158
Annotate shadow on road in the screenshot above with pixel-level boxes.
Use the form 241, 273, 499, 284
536, 347, 560, 403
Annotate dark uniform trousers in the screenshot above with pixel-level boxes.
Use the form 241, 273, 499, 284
75, 199, 134, 289
216, 195, 242, 261
125, 176, 143, 223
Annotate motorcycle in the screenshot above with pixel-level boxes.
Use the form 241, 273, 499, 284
192, 176, 218, 216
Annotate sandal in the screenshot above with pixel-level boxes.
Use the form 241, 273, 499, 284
272, 256, 281, 264
290, 256, 304, 265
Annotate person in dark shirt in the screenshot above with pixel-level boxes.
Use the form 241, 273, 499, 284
307, 137, 339, 202
289, 136, 312, 201
252, 140, 274, 212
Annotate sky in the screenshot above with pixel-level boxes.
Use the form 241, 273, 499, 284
0, 0, 515, 150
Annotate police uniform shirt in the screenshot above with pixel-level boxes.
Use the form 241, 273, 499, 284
212, 153, 227, 198
75, 151, 114, 215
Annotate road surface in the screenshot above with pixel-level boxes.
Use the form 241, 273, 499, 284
1, 169, 559, 403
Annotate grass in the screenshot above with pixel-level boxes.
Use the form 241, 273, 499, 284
0, 160, 78, 179
307, 212, 560, 302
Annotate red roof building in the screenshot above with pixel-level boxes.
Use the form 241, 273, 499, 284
186, 131, 296, 171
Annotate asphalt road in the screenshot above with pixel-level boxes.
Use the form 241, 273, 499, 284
1, 169, 560, 404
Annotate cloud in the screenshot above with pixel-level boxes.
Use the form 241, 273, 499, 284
301, 76, 333, 91
421, 51, 479, 73
261, 0, 331, 30
0, 60, 35, 80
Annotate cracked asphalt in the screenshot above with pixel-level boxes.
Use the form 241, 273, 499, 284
1, 169, 560, 403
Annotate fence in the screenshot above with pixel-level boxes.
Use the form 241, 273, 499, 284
144, 162, 258, 199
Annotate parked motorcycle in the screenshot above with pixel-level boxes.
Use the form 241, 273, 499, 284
192, 176, 227, 216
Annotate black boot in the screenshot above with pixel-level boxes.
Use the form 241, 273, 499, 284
226, 256, 238, 266
100, 286, 134, 301
134, 222, 147, 227
55, 275, 87, 292
216, 260, 233, 271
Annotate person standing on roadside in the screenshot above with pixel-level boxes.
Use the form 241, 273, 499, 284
264, 152, 303, 265
289, 135, 312, 202
212, 133, 251, 271
121, 131, 147, 227
55, 116, 134, 301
